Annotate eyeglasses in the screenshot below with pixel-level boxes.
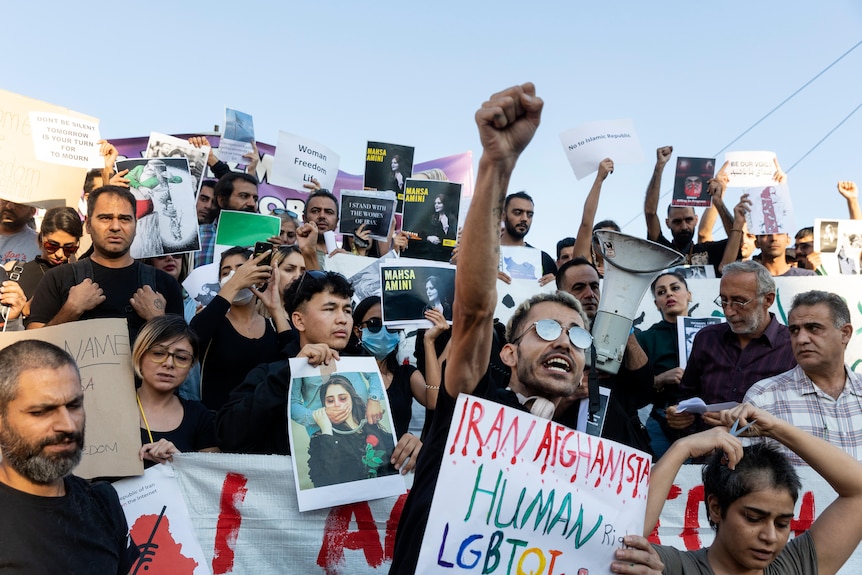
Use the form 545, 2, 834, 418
148, 348, 194, 368
511, 319, 593, 350
360, 317, 397, 334
43, 240, 79, 256
714, 296, 758, 310
271, 208, 299, 219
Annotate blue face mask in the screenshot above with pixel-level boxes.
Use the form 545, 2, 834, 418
361, 327, 400, 359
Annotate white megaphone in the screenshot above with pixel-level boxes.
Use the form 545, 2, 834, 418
591, 230, 684, 374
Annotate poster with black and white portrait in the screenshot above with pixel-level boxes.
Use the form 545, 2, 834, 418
117, 158, 200, 259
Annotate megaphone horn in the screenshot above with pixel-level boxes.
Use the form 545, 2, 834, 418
591, 230, 684, 374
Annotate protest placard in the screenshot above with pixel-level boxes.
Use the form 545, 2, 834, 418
500, 245, 544, 282
212, 210, 280, 263
364, 141, 414, 212
113, 464, 210, 574
0, 318, 142, 478
145, 133, 209, 194
744, 183, 795, 234
150, 453, 862, 574
723, 151, 778, 187
218, 107, 255, 165
117, 158, 200, 259
0, 89, 97, 208
814, 217, 862, 275
677, 316, 723, 368
380, 259, 455, 328
270, 131, 340, 193
338, 189, 397, 241
29, 112, 101, 169
288, 357, 405, 512
401, 179, 461, 262
672, 157, 715, 207
415, 395, 651, 574
559, 119, 644, 180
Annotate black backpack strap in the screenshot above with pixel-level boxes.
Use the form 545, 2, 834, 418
71, 259, 94, 286
137, 262, 157, 290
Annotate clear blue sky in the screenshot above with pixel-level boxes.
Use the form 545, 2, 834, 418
4, 1, 860, 256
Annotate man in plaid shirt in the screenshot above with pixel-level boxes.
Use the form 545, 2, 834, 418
744, 290, 862, 465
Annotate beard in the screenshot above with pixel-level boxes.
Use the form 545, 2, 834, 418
504, 220, 528, 240
672, 229, 694, 247
0, 425, 84, 484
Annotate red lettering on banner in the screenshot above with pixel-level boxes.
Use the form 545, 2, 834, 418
317, 503, 384, 573
649, 484, 683, 544
791, 491, 815, 536
384, 492, 409, 560
682, 485, 705, 550
212, 472, 249, 574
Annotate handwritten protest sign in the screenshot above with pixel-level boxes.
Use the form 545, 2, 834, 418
338, 189, 397, 241
560, 119, 644, 180
218, 107, 255, 165
29, 112, 101, 169
0, 89, 97, 208
114, 463, 210, 574
0, 318, 142, 478
416, 395, 651, 574
270, 131, 340, 192
723, 151, 778, 187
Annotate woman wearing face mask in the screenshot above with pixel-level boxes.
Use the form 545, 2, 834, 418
352, 296, 439, 474
190, 246, 291, 411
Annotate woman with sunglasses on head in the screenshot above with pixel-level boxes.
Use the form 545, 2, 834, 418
133, 315, 219, 467
352, 296, 446, 474
17, 207, 83, 327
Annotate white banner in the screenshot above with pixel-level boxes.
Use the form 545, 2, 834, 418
118, 453, 862, 574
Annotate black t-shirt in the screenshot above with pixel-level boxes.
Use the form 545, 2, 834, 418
653, 234, 727, 276
0, 476, 139, 574
525, 242, 558, 276
29, 259, 184, 341
140, 397, 217, 469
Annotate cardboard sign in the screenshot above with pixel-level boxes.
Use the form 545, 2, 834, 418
416, 395, 651, 574
0, 318, 142, 478
0, 88, 97, 209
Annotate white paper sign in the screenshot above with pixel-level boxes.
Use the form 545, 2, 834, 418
416, 395, 651, 574
814, 218, 862, 275
743, 183, 795, 234
270, 131, 340, 192
500, 245, 543, 281
218, 107, 255, 164
560, 119, 644, 180
723, 151, 778, 187
113, 463, 211, 574
29, 112, 102, 168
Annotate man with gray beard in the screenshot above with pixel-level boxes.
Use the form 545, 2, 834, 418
0, 340, 138, 573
